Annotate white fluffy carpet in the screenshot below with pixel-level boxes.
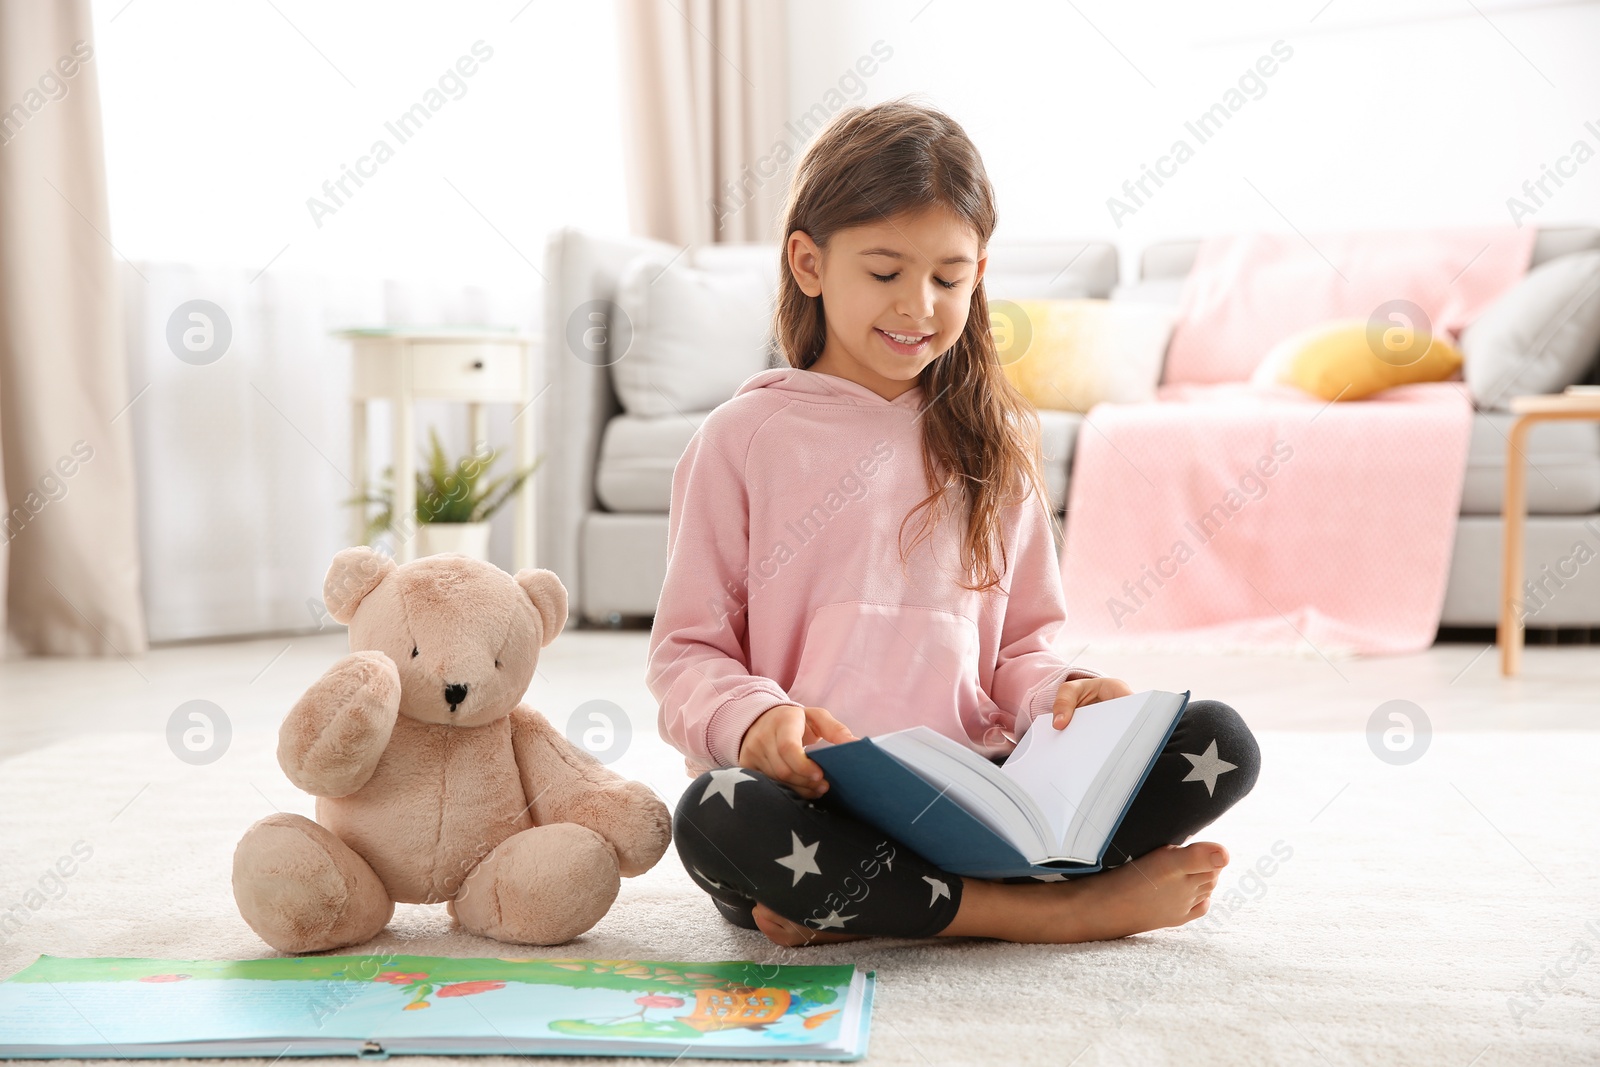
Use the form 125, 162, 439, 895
1, 729, 1596, 1065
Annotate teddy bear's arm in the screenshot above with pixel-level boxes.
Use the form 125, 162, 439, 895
508, 706, 671, 878
277, 651, 402, 798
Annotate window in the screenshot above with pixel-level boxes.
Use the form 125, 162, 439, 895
92, 0, 627, 285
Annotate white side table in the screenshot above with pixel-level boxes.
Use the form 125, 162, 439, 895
336, 327, 539, 570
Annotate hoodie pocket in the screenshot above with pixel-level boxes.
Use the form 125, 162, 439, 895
787, 601, 1001, 746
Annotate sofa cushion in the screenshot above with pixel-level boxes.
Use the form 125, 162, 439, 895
997, 299, 1176, 411
611, 252, 774, 417
598, 407, 1085, 515
596, 395, 1597, 519
1462, 250, 1600, 411
1250, 319, 1464, 400
982, 241, 1119, 300
1460, 411, 1600, 515
596, 411, 708, 512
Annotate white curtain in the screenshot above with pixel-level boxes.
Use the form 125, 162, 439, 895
617, 0, 790, 246
0, 0, 145, 658
120, 260, 539, 642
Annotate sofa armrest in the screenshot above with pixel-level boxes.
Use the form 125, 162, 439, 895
539, 227, 677, 625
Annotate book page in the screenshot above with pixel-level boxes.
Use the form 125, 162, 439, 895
0, 955, 872, 1060
1000, 691, 1155, 849
873, 728, 1057, 853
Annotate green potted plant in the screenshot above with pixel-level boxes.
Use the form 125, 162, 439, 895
347, 427, 541, 561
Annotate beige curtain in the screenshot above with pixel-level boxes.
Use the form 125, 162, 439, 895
617, 0, 789, 246
0, 0, 146, 657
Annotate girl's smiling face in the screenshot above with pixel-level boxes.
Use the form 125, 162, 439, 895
786, 205, 987, 402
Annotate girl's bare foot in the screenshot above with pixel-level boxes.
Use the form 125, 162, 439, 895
751, 902, 871, 948
741, 842, 1225, 947
940, 841, 1228, 943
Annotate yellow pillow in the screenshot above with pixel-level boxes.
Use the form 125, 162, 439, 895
1252, 319, 1463, 401
992, 298, 1175, 412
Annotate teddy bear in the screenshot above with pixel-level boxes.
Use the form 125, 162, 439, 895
232, 547, 671, 954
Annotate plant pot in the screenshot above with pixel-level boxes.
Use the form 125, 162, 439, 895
415, 521, 491, 561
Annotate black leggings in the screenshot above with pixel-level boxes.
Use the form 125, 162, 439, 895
672, 699, 1260, 939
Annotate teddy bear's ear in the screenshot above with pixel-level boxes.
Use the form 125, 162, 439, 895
324, 547, 396, 625
515, 568, 568, 648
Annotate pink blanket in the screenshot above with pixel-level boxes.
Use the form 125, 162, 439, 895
1057, 227, 1535, 657
1058, 381, 1475, 656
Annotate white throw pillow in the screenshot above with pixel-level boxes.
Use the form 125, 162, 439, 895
1462, 249, 1600, 410
611, 252, 775, 417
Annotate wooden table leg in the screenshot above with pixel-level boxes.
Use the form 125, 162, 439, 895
1498, 415, 1534, 676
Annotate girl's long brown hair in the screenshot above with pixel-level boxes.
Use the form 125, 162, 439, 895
771, 96, 1059, 593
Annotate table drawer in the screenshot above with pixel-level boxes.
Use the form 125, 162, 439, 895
408, 341, 527, 398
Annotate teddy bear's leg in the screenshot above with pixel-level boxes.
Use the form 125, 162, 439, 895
449, 823, 620, 945
233, 812, 394, 954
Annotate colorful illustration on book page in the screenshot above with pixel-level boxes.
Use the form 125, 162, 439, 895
1, 954, 856, 1051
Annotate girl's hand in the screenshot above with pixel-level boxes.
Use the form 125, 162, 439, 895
737, 703, 857, 799
1048, 676, 1135, 731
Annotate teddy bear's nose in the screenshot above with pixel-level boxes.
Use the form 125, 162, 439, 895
444, 683, 469, 711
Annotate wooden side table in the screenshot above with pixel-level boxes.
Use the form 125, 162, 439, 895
1497, 390, 1600, 675
336, 327, 539, 570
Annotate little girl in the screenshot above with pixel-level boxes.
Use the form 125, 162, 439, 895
646, 97, 1260, 947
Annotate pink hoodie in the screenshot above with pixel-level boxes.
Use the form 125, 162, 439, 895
647, 367, 1100, 778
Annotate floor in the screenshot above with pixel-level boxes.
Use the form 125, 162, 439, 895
2, 628, 1597, 1064
3, 626, 1595, 766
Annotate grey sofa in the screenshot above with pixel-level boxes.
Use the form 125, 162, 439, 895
538, 226, 1600, 631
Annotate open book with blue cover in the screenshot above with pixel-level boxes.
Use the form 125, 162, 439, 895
807, 689, 1190, 879
0, 954, 874, 1060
